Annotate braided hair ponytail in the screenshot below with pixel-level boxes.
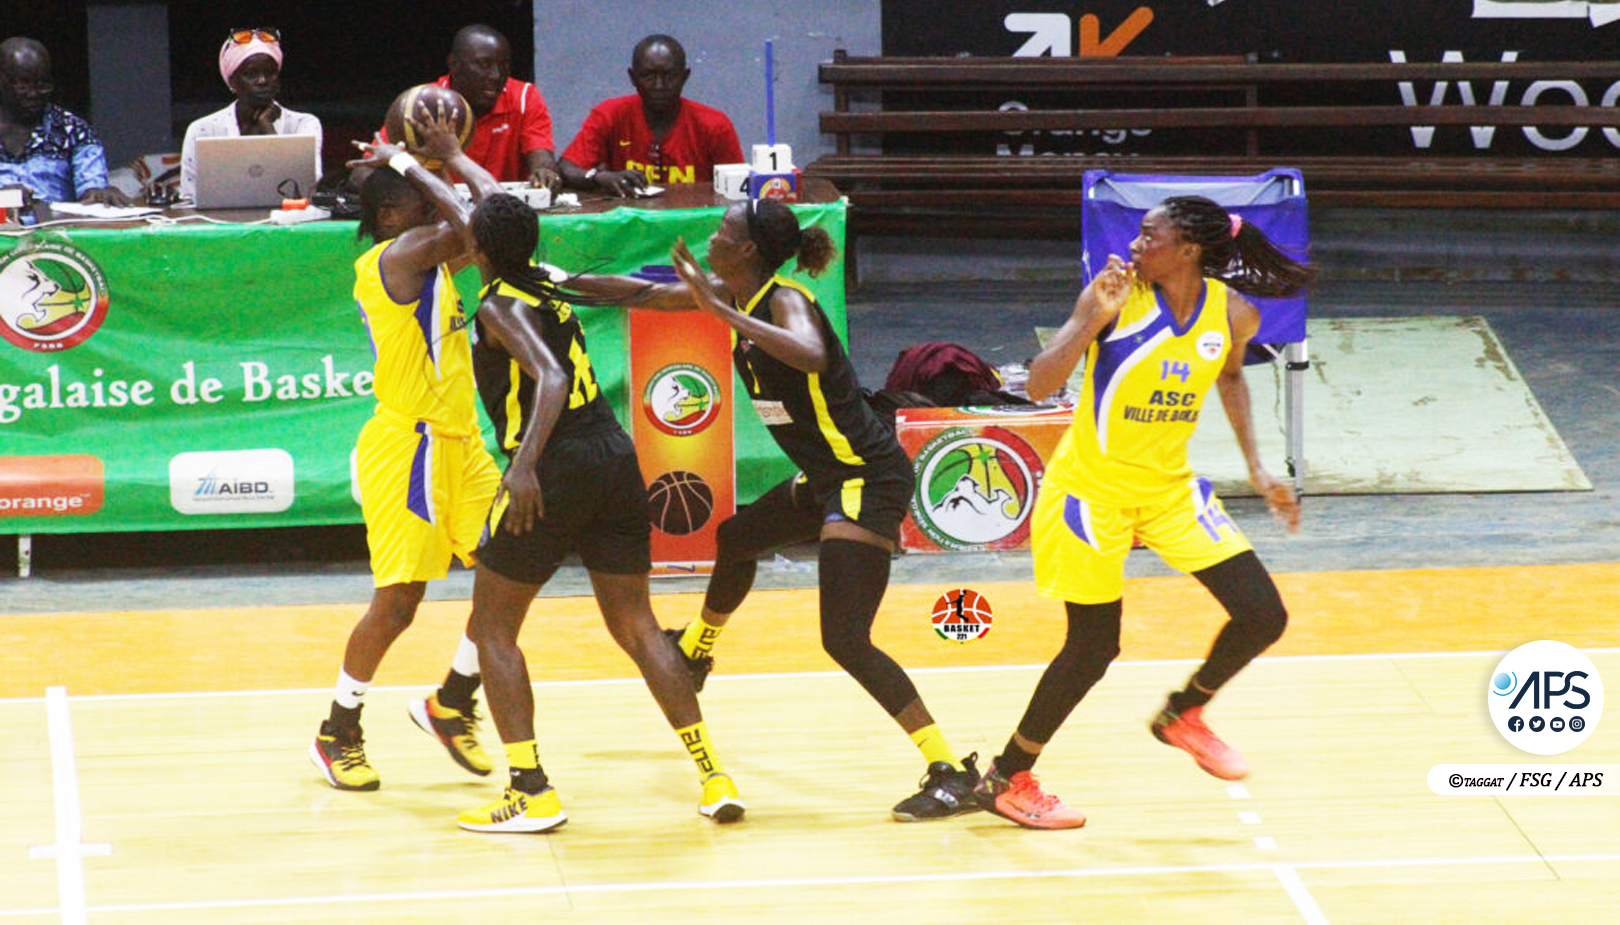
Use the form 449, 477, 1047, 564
1159, 195, 1316, 298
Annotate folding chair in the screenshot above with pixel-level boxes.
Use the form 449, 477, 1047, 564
1080, 168, 1309, 493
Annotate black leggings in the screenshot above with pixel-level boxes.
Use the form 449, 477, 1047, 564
1013, 550, 1287, 745
702, 477, 921, 716
703, 476, 821, 615
1188, 550, 1288, 692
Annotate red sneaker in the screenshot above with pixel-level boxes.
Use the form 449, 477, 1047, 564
1151, 705, 1250, 780
972, 763, 1086, 830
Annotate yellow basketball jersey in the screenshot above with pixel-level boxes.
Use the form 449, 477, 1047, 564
353, 241, 480, 437
1045, 278, 1234, 506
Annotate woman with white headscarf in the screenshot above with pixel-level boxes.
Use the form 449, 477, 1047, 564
178, 27, 322, 202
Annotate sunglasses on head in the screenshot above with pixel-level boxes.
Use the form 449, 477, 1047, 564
228, 27, 281, 45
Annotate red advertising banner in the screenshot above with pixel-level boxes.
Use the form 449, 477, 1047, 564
628, 309, 735, 574
895, 404, 1073, 554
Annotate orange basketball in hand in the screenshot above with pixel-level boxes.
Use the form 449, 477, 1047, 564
384, 84, 474, 168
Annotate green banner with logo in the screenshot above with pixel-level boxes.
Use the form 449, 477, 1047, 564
0, 202, 844, 534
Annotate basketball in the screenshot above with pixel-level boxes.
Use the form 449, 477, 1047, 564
384, 84, 474, 167
648, 470, 715, 536
930, 588, 994, 643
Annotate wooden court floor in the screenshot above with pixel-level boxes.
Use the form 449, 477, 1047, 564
4, 561, 1619, 923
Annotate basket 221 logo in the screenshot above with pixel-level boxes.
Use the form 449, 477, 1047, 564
0, 242, 110, 352
909, 425, 1041, 550
1489, 640, 1604, 756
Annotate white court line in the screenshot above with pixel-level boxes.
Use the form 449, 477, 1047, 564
3, 853, 1616, 918
1274, 865, 1331, 925
1238, 811, 1264, 825
43, 686, 88, 925
1255, 836, 1280, 851
7, 647, 1617, 705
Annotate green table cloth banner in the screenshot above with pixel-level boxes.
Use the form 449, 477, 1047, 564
0, 201, 845, 534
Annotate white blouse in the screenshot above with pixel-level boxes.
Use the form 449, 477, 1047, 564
179, 102, 323, 200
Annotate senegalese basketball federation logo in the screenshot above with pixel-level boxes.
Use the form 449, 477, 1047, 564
642, 363, 721, 437
0, 242, 110, 352
910, 426, 1042, 550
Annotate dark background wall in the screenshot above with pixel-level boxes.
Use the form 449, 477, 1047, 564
3, 1, 535, 176
5, 2, 1617, 173
882, 0, 1620, 60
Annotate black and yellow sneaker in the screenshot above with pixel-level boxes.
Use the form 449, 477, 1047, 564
457, 786, 567, 833
310, 720, 380, 791
664, 627, 715, 693
891, 753, 981, 821
699, 772, 746, 823
408, 693, 494, 776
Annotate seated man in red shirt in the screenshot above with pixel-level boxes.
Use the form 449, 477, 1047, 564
559, 35, 743, 197
383, 24, 560, 190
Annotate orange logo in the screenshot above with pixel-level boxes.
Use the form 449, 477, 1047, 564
0, 454, 105, 517
1079, 7, 1154, 57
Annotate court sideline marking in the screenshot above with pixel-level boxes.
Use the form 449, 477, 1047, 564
5, 853, 1618, 919
28, 686, 108, 925
11, 649, 1615, 921
7, 647, 1615, 705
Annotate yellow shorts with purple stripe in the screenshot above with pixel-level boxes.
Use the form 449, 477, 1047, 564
355, 414, 501, 587
1032, 477, 1252, 604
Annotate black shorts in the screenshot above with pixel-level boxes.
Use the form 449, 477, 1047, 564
805, 453, 914, 543
476, 425, 651, 584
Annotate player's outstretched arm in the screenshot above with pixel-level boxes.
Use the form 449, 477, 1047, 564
669, 236, 827, 374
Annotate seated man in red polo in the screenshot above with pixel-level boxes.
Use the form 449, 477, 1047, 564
383, 23, 560, 190
559, 35, 742, 197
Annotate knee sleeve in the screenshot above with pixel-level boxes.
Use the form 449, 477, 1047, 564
818, 539, 919, 716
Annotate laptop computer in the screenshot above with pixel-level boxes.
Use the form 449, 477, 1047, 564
193, 134, 319, 209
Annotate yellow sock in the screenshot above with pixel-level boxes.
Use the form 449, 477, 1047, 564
676, 721, 726, 779
679, 615, 725, 659
909, 724, 962, 770
505, 740, 540, 771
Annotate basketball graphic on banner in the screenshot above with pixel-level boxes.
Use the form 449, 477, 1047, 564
930, 588, 993, 643
648, 470, 715, 535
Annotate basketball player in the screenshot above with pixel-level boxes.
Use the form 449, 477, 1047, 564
453, 193, 743, 832
309, 109, 505, 791
971, 197, 1312, 829
562, 199, 980, 821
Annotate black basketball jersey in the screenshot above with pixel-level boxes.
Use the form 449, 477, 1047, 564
472, 277, 617, 457
732, 276, 905, 485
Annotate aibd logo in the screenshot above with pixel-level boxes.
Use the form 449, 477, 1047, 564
909, 426, 1041, 551
1488, 640, 1604, 755
642, 363, 721, 437
0, 241, 111, 352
